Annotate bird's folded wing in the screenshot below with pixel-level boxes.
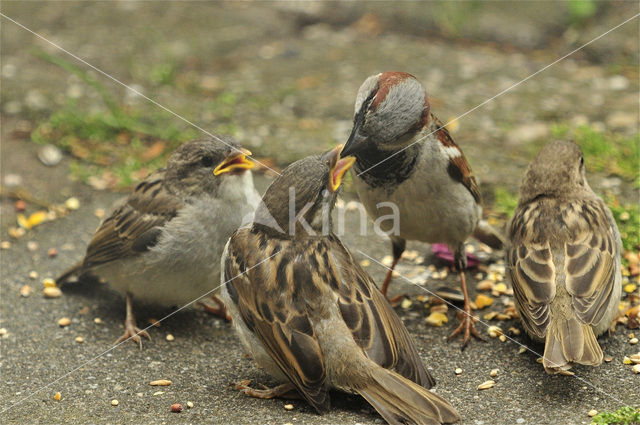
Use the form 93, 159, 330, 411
564, 202, 618, 325
82, 170, 183, 269
223, 232, 329, 412
329, 237, 435, 388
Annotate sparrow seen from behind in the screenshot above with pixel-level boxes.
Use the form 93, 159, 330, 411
221, 145, 460, 424
507, 140, 621, 374
57, 137, 260, 347
341, 71, 483, 347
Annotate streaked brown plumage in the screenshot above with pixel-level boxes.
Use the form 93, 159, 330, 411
506, 140, 621, 374
221, 146, 460, 424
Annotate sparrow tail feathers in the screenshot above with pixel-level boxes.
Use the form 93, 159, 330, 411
357, 366, 460, 424
543, 317, 602, 374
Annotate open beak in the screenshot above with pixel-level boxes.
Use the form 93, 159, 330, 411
213, 148, 254, 176
327, 144, 356, 192
340, 119, 368, 158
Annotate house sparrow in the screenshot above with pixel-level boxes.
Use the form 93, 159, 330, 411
57, 137, 260, 347
221, 146, 460, 424
340, 71, 483, 347
506, 140, 621, 374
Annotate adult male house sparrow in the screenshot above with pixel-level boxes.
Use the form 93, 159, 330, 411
57, 137, 259, 347
506, 140, 621, 374
340, 71, 483, 346
221, 146, 460, 425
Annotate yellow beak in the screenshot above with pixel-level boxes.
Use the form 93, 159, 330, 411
329, 145, 356, 192
213, 148, 255, 176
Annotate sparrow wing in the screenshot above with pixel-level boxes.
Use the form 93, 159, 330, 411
328, 236, 435, 388
507, 203, 556, 338
431, 114, 481, 204
223, 230, 329, 412
82, 169, 183, 269
563, 200, 619, 325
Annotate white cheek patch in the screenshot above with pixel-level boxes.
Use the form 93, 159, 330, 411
440, 144, 462, 160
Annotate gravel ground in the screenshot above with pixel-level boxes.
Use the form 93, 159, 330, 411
1, 2, 639, 424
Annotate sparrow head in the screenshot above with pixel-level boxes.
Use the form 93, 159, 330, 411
165, 136, 254, 197
519, 140, 589, 203
254, 145, 355, 237
341, 71, 429, 158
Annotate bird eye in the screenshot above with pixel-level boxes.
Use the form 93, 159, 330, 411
580, 156, 584, 167
200, 156, 214, 167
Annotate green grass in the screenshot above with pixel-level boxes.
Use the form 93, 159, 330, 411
549, 123, 640, 185
492, 187, 519, 219
31, 51, 198, 189
591, 406, 640, 425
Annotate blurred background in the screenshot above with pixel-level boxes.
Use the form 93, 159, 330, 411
1, 0, 638, 249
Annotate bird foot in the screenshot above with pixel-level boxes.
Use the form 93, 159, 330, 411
200, 296, 231, 321
386, 293, 407, 307
232, 380, 299, 399
115, 323, 151, 349
447, 310, 485, 350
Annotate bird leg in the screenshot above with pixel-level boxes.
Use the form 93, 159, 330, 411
447, 270, 485, 349
233, 380, 300, 400
199, 295, 231, 321
381, 239, 406, 305
116, 292, 151, 349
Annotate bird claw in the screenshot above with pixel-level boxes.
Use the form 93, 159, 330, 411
232, 380, 297, 399
447, 312, 485, 350
200, 296, 232, 321
116, 325, 151, 349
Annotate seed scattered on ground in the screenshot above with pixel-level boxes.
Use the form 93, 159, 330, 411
487, 325, 502, 338
518, 347, 527, 354
629, 353, 640, 364
153, 391, 164, 396
43, 278, 56, 288
507, 327, 521, 336
483, 311, 498, 320
148, 318, 160, 327
588, 409, 598, 417
28, 270, 38, 280
425, 312, 448, 327
624, 283, 637, 293
401, 298, 412, 309
186, 401, 194, 408
499, 335, 507, 342
53, 392, 61, 401
630, 337, 638, 345
64, 197, 80, 210
94, 318, 102, 324
171, 403, 182, 413
359, 259, 370, 267
58, 317, 71, 327
111, 399, 119, 406
489, 369, 498, 377
537, 358, 543, 364
27, 241, 38, 252
493, 283, 508, 294
75, 336, 84, 343
43, 286, 62, 298
1, 241, 11, 249
9, 227, 25, 238
430, 303, 448, 314
604, 355, 613, 362
381, 255, 393, 267
455, 368, 463, 375
284, 404, 294, 411
94, 208, 105, 218
47, 247, 57, 257
474, 294, 494, 309
0, 328, 7, 337
150, 380, 172, 386
633, 364, 640, 374
477, 380, 495, 390
166, 334, 175, 341
623, 356, 632, 364
20, 284, 32, 297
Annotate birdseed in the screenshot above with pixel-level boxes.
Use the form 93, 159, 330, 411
284, 404, 294, 411
58, 317, 71, 327
186, 401, 194, 408
28, 271, 38, 279
629, 337, 638, 345
166, 334, 175, 341
588, 409, 598, 417
150, 380, 172, 386
20, 284, 32, 297
489, 369, 498, 377
75, 336, 84, 343
455, 368, 463, 375
53, 392, 61, 401
171, 403, 182, 413
43, 287, 62, 298
111, 399, 119, 406
477, 380, 495, 390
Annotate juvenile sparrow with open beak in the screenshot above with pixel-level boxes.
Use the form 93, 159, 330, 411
57, 137, 260, 347
341, 71, 483, 347
221, 146, 460, 424
506, 140, 621, 374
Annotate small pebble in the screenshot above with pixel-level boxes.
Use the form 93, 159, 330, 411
58, 317, 71, 327
111, 399, 119, 406
284, 404, 294, 411
186, 401, 194, 408
489, 369, 498, 377
75, 336, 84, 343
171, 403, 182, 413
150, 380, 172, 386
454, 368, 463, 375
47, 247, 58, 258
53, 392, 61, 401
477, 380, 495, 390
38, 144, 63, 166
20, 284, 32, 297
588, 409, 598, 417
29, 271, 38, 279
166, 334, 175, 341
43, 287, 62, 298
630, 337, 638, 345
